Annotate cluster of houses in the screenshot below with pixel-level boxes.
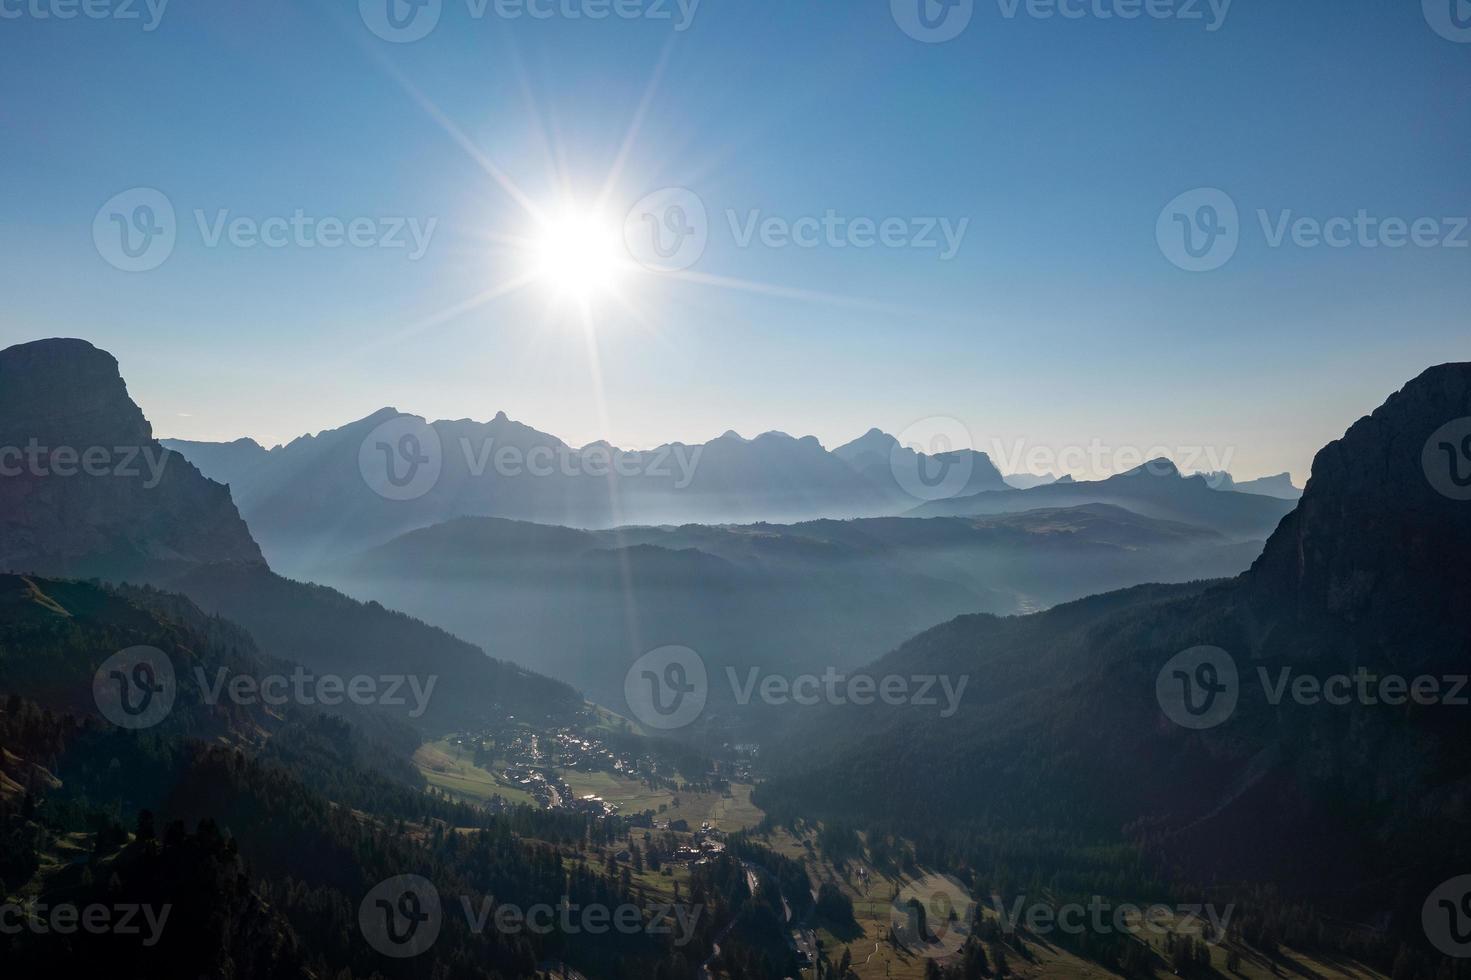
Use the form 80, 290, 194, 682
497, 763, 569, 811
672, 823, 727, 865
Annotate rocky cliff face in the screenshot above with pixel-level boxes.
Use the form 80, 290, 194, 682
0, 338, 265, 579
1248, 362, 1471, 662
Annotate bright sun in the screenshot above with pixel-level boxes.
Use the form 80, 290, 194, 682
530, 210, 626, 303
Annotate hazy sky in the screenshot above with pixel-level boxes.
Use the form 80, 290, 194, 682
2, 0, 1467, 481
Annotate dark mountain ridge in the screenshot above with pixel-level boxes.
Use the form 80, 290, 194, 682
0, 337, 582, 732
0, 338, 265, 579
759, 362, 1471, 947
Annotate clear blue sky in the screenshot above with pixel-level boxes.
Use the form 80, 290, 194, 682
2, 0, 1467, 481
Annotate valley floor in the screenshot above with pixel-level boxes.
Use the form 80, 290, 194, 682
413, 728, 1386, 980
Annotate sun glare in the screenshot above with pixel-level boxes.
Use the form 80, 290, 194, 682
530, 210, 627, 303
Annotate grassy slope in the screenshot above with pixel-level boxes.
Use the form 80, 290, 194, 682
748, 829, 1388, 980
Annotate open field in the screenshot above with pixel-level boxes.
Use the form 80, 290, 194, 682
414, 738, 539, 806
415, 736, 764, 832
560, 767, 674, 812
561, 768, 764, 831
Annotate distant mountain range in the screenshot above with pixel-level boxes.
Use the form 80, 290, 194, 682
1006, 468, 1302, 498
1195, 469, 1303, 498
1001, 471, 1062, 489
164, 416, 1013, 574
165, 411, 1295, 577
908, 457, 1296, 539
759, 361, 1471, 936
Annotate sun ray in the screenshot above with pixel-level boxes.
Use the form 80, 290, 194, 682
666, 269, 928, 317
355, 272, 539, 357
361, 49, 547, 226
572, 301, 645, 658
595, 38, 676, 216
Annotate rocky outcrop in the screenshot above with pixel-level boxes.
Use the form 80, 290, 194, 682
0, 338, 265, 579
1248, 362, 1471, 661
